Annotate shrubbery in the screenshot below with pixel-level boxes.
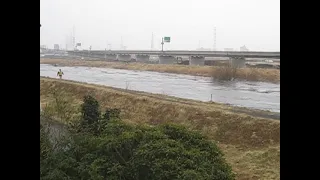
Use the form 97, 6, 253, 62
40, 94, 234, 180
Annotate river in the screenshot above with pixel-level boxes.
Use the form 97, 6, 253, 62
40, 64, 280, 113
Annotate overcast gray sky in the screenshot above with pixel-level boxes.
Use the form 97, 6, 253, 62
40, 0, 280, 51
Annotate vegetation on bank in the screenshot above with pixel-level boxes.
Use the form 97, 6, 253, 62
40, 78, 280, 180
40, 58, 280, 83
40, 93, 235, 180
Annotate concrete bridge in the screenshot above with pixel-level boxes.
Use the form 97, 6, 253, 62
67, 50, 280, 68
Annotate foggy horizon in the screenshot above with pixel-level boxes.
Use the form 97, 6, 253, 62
40, 0, 280, 51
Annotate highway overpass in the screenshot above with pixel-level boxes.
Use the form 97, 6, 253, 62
67, 50, 280, 67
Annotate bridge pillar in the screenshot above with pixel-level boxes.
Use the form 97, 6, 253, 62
230, 57, 246, 68
189, 56, 205, 66
90, 53, 100, 59
136, 54, 150, 63
97, 53, 106, 59
117, 54, 131, 62
159, 55, 176, 64
105, 54, 117, 61
90, 54, 96, 58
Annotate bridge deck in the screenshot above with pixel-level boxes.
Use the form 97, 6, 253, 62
68, 50, 280, 59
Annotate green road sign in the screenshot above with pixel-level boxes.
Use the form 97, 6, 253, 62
164, 37, 171, 43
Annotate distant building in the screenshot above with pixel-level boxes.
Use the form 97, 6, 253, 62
196, 47, 211, 51
240, 45, 249, 51
54, 44, 60, 50
224, 48, 234, 51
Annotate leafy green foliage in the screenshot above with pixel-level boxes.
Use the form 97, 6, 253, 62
40, 123, 52, 161
81, 95, 101, 126
40, 95, 235, 180
102, 108, 121, 121
78, 95, 122, 135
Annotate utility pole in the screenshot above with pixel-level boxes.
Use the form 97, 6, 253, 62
73, 26, 76, 50
213, 27, 216, 51
40, 24, 42, 47
161, 37, 164, 52
88, 45, 91, 58
105, 48, 107, 61
151, 32, 154, 50
65, 35, 68, 50
121, 36, 123, 50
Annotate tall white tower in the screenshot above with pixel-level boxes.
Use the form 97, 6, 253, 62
72, 26, 76, 50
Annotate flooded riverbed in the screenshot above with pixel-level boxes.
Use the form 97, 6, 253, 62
40, 64, 280, 112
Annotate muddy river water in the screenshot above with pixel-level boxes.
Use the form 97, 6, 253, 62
40, 64, 280, 113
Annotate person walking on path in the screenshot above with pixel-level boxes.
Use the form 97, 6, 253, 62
57, 69, 64, 79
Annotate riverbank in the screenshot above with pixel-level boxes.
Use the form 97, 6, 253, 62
40, 58, 280, 83
40, 77, 280, 180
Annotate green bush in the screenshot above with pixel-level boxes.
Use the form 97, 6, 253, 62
40, 123, 52, 161
40, 95, 234, 180
41, 121, 234, 180
102, 108, 121, 121
81, 95, 101, 126
78, 95, 121, 135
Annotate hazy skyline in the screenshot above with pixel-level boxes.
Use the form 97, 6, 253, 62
40, 0, 280, 51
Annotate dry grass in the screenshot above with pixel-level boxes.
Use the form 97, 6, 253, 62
211, 65, 279, 82
40, 58, 280, 83
40, 77, 280, 180
212, 65, 238, 81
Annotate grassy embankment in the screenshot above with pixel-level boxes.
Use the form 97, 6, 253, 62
40, 77, 280, 180
40, 58, 280, 83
